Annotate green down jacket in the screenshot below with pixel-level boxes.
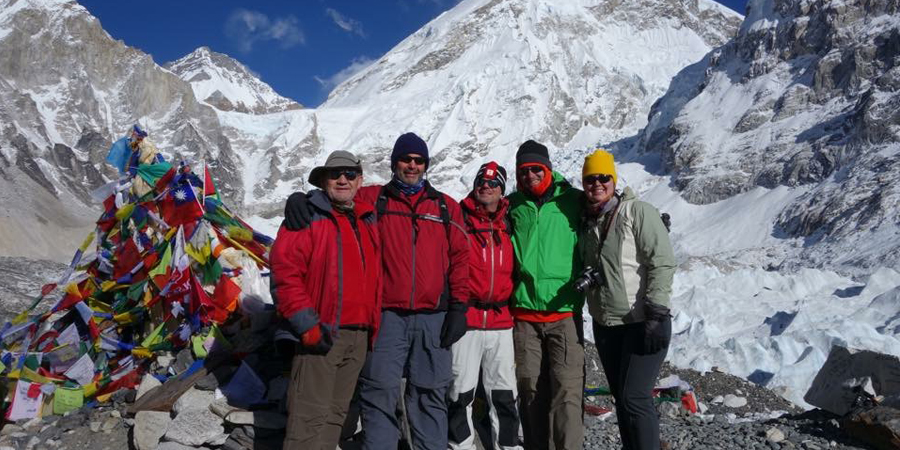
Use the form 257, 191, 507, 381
508, 171, 584, 313
579, 187, 676, 326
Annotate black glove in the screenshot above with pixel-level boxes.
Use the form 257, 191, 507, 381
440, 302, 469, 348
283, 192, 312, 230
643, 301, 672, 355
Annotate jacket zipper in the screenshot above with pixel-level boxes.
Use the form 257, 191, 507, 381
485, 219, 495, 329
410, 215, 417, 310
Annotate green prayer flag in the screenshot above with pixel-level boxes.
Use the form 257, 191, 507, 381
149, 244, 172, 281
127, 279, 148, 302
136, 162, 173, 186
201, 259, 222, 286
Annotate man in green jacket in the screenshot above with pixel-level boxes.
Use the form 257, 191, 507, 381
507, 140, 585, 450
579, 149, 676, 450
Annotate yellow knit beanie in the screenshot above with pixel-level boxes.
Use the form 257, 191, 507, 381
582, 149, 617, 185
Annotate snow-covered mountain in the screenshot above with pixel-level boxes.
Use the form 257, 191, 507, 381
165, 46, 302, 115
4, 0, 898, 410
0, 0, 244, 260
628, 0, 900, 273
226, 0, 742, 216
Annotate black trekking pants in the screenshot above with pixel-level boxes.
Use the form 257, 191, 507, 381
593, 321, 669, 450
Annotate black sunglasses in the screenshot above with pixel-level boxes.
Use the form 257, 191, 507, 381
583, 174, 613, 184
477, 179, 502, 189
327, 169, 361, 181
398, 155, 427, 165
517, 166, 544, 176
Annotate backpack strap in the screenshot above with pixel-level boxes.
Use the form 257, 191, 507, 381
375, 184, 452, 243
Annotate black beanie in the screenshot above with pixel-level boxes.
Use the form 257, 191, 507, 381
391, 132, 429, 169
516, 140, 552, 170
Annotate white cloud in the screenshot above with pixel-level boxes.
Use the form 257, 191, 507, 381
225, 9, 305, 53
325, 8, 365, 37
314, 56, 376, 91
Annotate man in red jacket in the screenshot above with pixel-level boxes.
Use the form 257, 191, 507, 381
448, 162, 521, 450
355, 132, 470, 450
270, 150, 382, 450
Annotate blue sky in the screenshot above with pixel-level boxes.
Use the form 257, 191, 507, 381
79, 0, 747, 108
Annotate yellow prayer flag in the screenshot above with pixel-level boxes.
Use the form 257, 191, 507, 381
131, 347, 152, 359
78, 232, 96, 252
82, 382, 98, 398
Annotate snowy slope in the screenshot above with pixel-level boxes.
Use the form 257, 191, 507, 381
225, 0, 742, 213
628, 0, 900, 273
165, 47, 302, 115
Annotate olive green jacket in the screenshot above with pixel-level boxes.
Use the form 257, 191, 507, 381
508, 171, 584, 313
580, 187, 676, 326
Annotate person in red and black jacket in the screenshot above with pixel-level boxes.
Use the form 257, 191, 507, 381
355, 132, 470, 450
448, 162, 521, 450
270, 150, 382, 450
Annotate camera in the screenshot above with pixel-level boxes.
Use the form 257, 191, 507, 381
573, 266, 603, 293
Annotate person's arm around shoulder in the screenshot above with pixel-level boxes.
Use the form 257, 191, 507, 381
355, 185, 382, 206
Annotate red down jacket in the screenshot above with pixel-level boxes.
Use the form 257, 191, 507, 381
270, 190, 382, 345
356, 182, 469, 311
461, 195, 515, 329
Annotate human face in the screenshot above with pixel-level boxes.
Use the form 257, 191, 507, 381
583, 173, 615, 206
395, 153, 426, 184
516, 165, 545, 191
474, 179, 502, 212
324, 168, 363, 205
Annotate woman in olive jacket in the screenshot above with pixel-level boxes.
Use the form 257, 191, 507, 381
579, 149, 676, 450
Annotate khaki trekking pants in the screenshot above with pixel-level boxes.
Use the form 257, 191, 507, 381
514, 317, 585, 450
284, 329, 368, 450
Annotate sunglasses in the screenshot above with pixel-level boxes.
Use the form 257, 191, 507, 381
517, 166, 544, 176
583, 174, 613, 185
327, 169, 361, 181
398, 155, 427, 165
477, 179, 502, 189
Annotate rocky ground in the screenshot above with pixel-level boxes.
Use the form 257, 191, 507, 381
0, 343, 876, 450
582, 345, 871, 450
0, 257, 878, 450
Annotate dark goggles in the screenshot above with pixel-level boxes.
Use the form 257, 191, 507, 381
398, 155, 427, 165
327, 169, 361, 181
583, 174, 613, 185
477, 179, 502, 189
517, 166, 544, 176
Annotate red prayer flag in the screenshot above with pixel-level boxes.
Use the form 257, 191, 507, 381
26, 383, 41, 399
113, 239, 141, 280
204, 165, 218, 199
154, 167, 176, 194
40, 283, 57, 297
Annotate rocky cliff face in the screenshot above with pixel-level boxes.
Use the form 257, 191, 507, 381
165, 47, 303, 115
631, 0, 900, 270
0, 0, 244, 259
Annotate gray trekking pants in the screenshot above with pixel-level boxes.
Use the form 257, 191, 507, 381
359, 310, 451, 450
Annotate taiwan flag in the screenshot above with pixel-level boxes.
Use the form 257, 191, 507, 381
160, 184, 203, 227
